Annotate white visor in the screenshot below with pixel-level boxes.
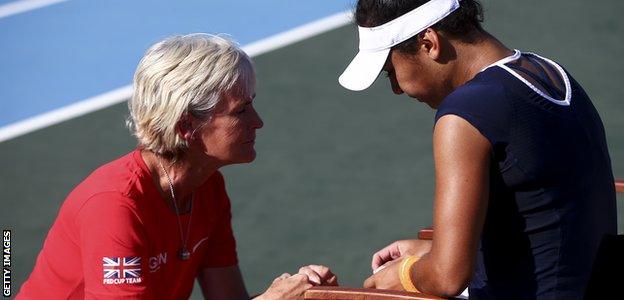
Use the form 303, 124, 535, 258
339, 0, 461, 91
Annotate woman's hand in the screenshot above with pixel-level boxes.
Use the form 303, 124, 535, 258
256, 264, 337, 300
363, 256, 405, 290
371, 239, 431, 272
256, 273, 312, 300
297, 264, 338, 286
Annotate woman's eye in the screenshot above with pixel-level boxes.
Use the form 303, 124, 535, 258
236, 108, 246, 114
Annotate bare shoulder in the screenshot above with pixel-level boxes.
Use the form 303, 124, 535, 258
433, 114, 491, 159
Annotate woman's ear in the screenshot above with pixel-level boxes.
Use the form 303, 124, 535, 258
420, 28, 441, 60
176, 115, 194, 141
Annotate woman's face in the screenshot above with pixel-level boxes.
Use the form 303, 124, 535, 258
383, 49, 449, 108
193, 88, 263, 166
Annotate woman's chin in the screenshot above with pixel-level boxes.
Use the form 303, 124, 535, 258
237, 149, 257, 164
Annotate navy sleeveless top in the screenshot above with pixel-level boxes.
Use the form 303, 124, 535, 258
435, 51, 617, 299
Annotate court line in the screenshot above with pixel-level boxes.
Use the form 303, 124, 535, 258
0, 10, 352, 143
0, 0, 69, 19
243, 10, 351, 57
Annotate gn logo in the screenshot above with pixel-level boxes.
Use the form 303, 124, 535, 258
149, 252, 167, 273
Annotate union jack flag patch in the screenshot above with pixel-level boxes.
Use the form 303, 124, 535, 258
102, 257, 141, 281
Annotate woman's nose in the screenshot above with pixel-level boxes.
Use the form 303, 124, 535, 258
392, 85, 404, 95
389, 76, 403, 95
251, 108, 264, 129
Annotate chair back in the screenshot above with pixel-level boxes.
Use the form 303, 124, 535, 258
583, 179, 623, 299
304, 179, 623, 300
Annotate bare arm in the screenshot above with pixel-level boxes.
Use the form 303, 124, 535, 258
363, 115, 491, 296
413, 114, 491, 296
364, 115, 491, 297
197, 265, 249, 300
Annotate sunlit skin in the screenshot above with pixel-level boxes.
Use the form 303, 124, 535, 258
382, 39, 452, 107
364, 27, 521, 297
382, 29, 513, 108
140, 86, 336, 299
196, 91, 264, 166
142, 88, 263, 213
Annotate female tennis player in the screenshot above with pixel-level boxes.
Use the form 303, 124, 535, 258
339, 0, 617, 298
17, 33, 336, 299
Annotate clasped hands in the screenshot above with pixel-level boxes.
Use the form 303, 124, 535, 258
257, 265, 338, 300
259, 239, 431, 300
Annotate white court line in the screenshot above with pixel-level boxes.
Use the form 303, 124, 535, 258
0, 0, 69, 19
243, 11, 352, 57
0, 10, 352, 143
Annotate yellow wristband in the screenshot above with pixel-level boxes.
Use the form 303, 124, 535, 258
399, 255, 420, 293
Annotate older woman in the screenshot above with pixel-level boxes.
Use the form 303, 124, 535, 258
340, 0, 617, 299
17, 34, 335, 299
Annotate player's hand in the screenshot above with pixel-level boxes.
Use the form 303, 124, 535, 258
257, 273, 312, 300
371, 239, 431, 272
363, 257, 404, 290
297, 264, 338, 286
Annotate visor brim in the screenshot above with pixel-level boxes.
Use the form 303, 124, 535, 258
338, 48, 391, 91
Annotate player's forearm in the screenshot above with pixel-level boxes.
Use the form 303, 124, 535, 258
412, 252, 471, 298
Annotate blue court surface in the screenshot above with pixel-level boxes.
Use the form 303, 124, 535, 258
0, 0, 350, 129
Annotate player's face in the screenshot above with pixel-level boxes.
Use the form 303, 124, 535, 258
194, 87, 263, 166
383, 50, 449, 108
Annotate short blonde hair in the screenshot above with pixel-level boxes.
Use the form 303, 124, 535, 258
128, 33, 255, 158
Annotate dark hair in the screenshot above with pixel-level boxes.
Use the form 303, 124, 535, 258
355, 0, 484, 52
